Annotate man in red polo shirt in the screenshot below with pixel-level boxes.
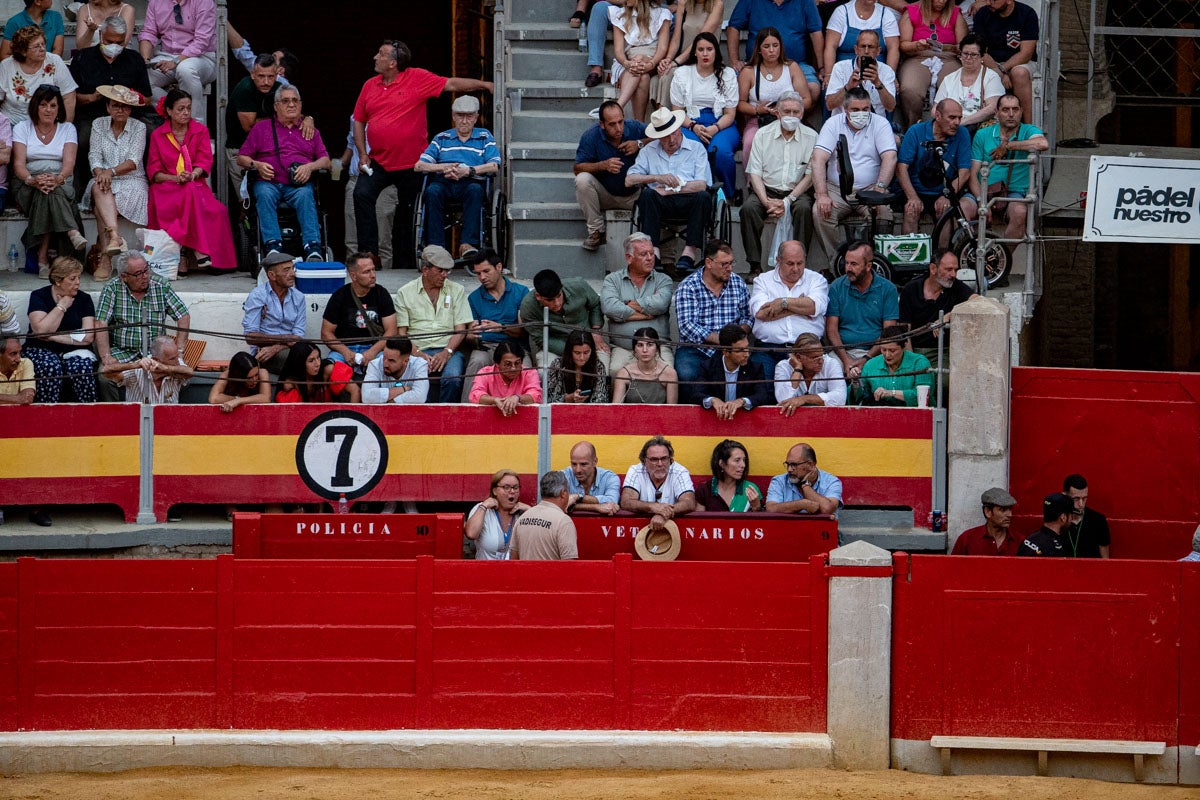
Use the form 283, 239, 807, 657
951, 487, 1022, 555
352, 39, 492, 268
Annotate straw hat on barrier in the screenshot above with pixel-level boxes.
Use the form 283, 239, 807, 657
634, 520, 682, 561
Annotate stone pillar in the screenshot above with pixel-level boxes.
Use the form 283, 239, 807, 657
947, 296, 1010, 552
826, 540, 893, 770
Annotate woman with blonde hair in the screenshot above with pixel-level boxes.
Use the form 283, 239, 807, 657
609, 0, 672, 121
23, 255, 96, 403
897, 0, 967, 127
465, 469, 530, 560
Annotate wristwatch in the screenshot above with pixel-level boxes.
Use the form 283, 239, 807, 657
781, 298, 789, 311
468, 166, 476, 177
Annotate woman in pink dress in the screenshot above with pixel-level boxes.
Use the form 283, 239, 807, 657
146, 87, 235, 274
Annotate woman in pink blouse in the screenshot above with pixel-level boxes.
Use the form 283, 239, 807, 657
469, 341, 542, 416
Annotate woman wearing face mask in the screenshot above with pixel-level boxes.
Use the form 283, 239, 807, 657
694, 439, 762, 512
736, 27, 810, 168
672, 31, 739, 197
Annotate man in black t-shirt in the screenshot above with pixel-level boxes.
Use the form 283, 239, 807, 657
1018, 493, 1071, 557
973, 0, 1039, 123
1062, 473, 1111, 558
321, 252, 398, 376
898, 249, 976, 363
224, 53, 281, 190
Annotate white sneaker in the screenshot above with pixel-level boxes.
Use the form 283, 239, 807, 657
380, 501, 398, 514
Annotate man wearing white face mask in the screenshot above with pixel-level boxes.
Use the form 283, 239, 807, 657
70, 15, 152, 190
740, 91, 817, 280
809, 86, 897, 264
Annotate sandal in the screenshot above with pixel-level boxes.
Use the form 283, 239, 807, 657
569, 9, 586, 27
103, 227, 123, 255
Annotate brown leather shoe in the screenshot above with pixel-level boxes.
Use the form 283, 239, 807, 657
582, 229, 604, 251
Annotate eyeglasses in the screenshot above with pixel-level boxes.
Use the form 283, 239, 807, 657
645, 456, 671, 464
960, 51, 981, 59
277, 97, 300, 105
124, 268, 150, 278
172, 2, 183, 25
496, 484, 521, 492
784, 460, 813, 469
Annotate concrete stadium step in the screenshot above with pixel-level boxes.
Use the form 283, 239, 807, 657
511, 109, 597, 143
511, 170, 577, 204
504, 22, 589, 45
508, 141, 578, 167
508, 0, 579, 24
510, 45, 589, 81
512, 239, 610, 279
509, 82, 612, 115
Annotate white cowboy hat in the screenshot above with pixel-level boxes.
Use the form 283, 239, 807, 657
645, 106, 686, 139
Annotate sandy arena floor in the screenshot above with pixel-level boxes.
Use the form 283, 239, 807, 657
4, 768, 1199, 800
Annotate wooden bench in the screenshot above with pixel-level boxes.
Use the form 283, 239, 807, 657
931, 735, 1166, 782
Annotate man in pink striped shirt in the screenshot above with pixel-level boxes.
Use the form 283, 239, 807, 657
468, 341, 542, 415
139, 0, 217, 124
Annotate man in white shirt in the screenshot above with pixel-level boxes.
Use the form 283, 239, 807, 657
626, 106, 713, 274
825, 31, 897, 117
748, 240, 828, 375
362, 336, 430, 404
774, 332, 847, 413
620, 435, 697, 533
741, 91, 817, 279
810, 87, 898, 263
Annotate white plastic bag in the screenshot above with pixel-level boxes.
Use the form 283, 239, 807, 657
766, 198, 793, 268
139, 228, 181, 281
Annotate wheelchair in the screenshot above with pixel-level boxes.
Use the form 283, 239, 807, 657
631, 150, 732, 276
412, 171, 507, 265
233, 168, 333, 279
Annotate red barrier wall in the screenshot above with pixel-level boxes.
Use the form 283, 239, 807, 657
1010, 367, 1200, 559
0, 404, 141, 522
1181, 565, 1200, 750
3, 555, 827, 733
892, 554, 1182, 745
231, 512, 838, 563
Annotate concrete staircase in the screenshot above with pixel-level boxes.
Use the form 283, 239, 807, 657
500, 6, 616, 278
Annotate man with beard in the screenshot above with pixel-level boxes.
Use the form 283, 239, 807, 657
825, 241, 898, 382
896, 98, 976, 237
765, 442, 842, 517
620, 435, 698, 533
970, 93, 1048, 243
951, 487, 1022, 555
899, 249, 975, 365
673, 239, 753, 385
1062, 473, 1110, 559
809, 86, 897, 264
1018, 493, 1071, 558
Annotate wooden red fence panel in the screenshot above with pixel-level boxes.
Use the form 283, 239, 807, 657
892, 554, 1180, 745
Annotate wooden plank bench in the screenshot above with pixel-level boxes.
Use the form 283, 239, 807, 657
931, 736, 1166, 782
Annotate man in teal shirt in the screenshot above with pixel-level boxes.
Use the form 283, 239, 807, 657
970, 93, 1049, 244
859, 324, 933, 406
2, 0, 65, 58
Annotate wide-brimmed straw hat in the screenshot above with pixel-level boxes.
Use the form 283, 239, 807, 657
645, 106, 686, 139
634, 519, 682, 561
97, 85, 147, 107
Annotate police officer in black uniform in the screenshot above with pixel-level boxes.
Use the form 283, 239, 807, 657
1018, 493, 1072, 558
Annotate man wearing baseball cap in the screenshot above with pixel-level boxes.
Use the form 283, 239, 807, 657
951, 487, 1021, 555
394, 245, 471, 402
1017, 492, 1072, 558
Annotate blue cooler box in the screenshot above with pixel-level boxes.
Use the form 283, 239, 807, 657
295, 262, 347, 294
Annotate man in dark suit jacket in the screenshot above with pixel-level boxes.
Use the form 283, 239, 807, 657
684, 324, 774, 418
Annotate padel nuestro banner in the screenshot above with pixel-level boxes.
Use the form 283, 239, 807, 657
1084, 156, 1200, 243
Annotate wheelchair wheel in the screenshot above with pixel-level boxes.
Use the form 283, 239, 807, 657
234, 214, 258, 277
952, 228, 1011, 288
492, 190, 508, 265
831, 246, 893, 281
412, 184, 427, 266
715, 193, 732, 243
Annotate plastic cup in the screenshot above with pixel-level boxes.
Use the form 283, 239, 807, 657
917, 385, 930, 408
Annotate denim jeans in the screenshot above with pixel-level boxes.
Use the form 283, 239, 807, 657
681, 108, 739, 195
587, 1, 612, 67
673, 345, 709, 388
422, 347, 465, 403
423, 177, 486, 249
254, 180, 321, 247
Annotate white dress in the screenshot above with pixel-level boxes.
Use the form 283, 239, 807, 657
608, 5, 672, 86
0, 54, 78, 126
81, 116, 148, 225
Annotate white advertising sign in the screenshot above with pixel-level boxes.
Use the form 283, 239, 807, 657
1083, 156, 1200, 243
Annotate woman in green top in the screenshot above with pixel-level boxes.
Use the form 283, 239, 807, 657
859, 324, 934, 406
695, 439, 763, 512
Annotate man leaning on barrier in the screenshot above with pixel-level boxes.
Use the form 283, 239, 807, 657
765, 442, 842, 517
621, 435, 697, 533
562, 440, 621, 516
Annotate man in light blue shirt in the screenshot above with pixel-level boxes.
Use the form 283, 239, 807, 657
765, 442, 843, 517
562, 441, 621, 516
241, 252, 307, 373
626, 107, 712, 274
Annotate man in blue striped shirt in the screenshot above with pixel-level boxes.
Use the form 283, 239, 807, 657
415, 95, 500, 258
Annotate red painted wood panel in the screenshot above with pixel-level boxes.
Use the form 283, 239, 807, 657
891, 554, 1180, 744
1181, 564, 1200, 749
574, 513, 836, 561
1010, 367, 1200, 559
236, 514, 463, 560
0, 563, 16, 730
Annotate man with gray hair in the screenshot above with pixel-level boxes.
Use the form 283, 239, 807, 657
1181, 525, 1200, 563
101, 334, 193, 404
510, 471, 579, 561
237, 83, 332, 262
600, 231, 674, 373
741, 90, 817, 280
414, 93, 500, 258
95, 251, 190, 401
69, 14, 154, 189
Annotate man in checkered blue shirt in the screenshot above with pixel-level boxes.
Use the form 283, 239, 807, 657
672, 240, 752, 386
